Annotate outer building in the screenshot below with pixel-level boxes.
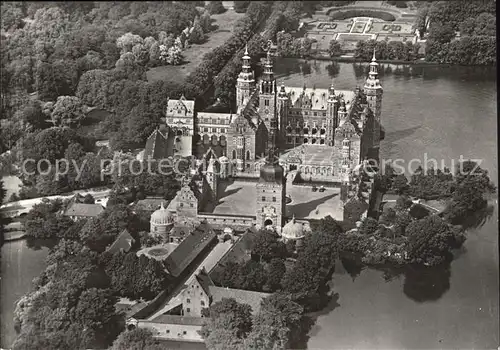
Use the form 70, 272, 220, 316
150, 202, 175, 238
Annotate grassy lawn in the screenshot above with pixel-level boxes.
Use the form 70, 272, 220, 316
146, 9, 245, 83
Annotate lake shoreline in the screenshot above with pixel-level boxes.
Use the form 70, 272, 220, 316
282, 54, 497, 67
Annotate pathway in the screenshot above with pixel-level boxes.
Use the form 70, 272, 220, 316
0, 188, 111, 216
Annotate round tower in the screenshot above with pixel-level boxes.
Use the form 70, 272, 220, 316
150, 202, 174, 238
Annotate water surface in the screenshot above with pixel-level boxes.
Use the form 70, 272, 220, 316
275, 59, 498, 349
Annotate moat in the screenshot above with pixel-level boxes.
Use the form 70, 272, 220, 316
1, 59, 498, 349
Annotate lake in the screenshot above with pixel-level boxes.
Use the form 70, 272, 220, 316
273, 59, 498, 349
1, 60, 498, 349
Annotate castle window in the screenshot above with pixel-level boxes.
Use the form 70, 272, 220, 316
232, 150, 236, 159
264, 100, 269, 106
186, 308, 190, 313
187, 298, 191, 303
204, 127, 209, 132
314, 112, 317, 116
201, 300, 205, 306
166, 330, 170, 334
323, 112, 326, 116
287, 137, 292, 143
183, 331, 187, 335
220, 128, 225, 133
262, 196, 266, 201
273, 197, 276, 202
305, 112, 308, 116
296, 137, 300, 143
190, 203, 193, 208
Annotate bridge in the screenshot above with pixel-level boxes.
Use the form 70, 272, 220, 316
0, 189, 111, 218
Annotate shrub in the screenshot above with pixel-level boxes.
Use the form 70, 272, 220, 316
328, 9, 396, 21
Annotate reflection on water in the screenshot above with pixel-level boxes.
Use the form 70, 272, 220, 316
1, 239, 54, 348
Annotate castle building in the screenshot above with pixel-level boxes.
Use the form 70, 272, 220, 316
142, 46, 383, 233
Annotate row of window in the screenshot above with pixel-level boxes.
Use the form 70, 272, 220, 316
288, 110, 328, 117
185, 298, 205, 307
199, 127, 226, 133
286, 127, 327, 135
287, 137, 326, 145
199, 118, 229, 125
262, 197, 277, 202
165, 330, 187, 335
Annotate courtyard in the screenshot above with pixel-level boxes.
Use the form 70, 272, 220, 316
212, 179, 344, 221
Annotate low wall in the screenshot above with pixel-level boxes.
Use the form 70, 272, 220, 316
131, 290, 170, 320
137, 321, 204, 343
199, 212, 256, 230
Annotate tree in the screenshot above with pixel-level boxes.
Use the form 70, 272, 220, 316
252, 229, 287, 262
189, 18, 205, 44
73, 288, 118, 330
111, 328, 164, 350
246, 293, 303, 349
200, 11, 212, 33
406, 215, 464, 266
428, 22, 456, 44
83, 194, 95, 204
116, 32, 144, 54
310, 215, 343, 235
394, 211, 413, 236
328, 39, 343, 58
234, 1, 250, 13
207, 1, 226, 15
379, 207, 397, 226
395, 194, 413, 212
51, 96, 86, 127
0, 179, 5, 246
21, 100, 47, 130
392, 174, 409, 194
200, 298, 252, 348
359, 217, 379, 235
443, 161, 496, 223
265, 258, 286, 292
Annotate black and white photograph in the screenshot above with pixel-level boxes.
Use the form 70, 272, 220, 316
0, 1, 497, 349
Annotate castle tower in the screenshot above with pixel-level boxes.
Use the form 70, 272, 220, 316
204, 157, 219, 196
363, 50, 383, 154
338, 99, 348, 125
326, 81, 339, 146
259, 50, 277, 143
236, 44, 256, 110
255, 146, 286, 232
277, 82, 289, 143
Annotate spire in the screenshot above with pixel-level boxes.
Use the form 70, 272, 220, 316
243, 43, 250, 60
160, 201, 165, 209
372, 48, 377, 62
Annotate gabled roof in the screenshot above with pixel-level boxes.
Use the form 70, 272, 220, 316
151, 315, 206, 326
208, 286, 271, 314
106, 229, 135, 254
144, 128, 172, 160
166, 95, 195, 116
64, 203, 104, 217
163, 222, 216, 277
285, 87, 355, 111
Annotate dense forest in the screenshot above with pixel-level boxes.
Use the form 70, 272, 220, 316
416, 0, 496, 65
